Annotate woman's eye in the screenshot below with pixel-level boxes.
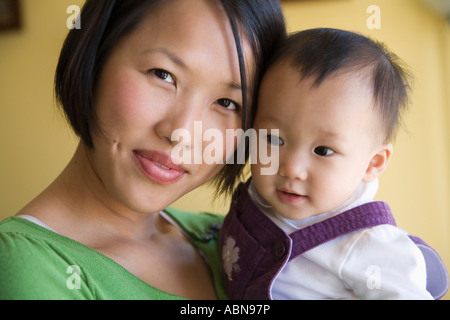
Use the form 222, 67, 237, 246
217, 98, 241, 111
314, 146, 335, 157
266, 134, 284, 146
151, 69, 175, 84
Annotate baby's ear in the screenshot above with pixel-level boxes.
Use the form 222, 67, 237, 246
363, 143, 393, 183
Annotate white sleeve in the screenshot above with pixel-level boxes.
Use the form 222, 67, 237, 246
339, 225, 433, 300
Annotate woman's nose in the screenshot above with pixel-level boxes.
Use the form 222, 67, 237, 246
154, 94, 204, 149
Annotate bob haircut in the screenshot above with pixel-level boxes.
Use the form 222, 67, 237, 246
55, 0, 287, 196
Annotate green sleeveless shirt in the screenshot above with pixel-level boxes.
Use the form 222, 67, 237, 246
0, 207, 226, 300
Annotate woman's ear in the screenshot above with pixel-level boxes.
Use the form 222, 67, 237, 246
363, 143, 393, 183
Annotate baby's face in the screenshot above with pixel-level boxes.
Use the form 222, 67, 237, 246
252, 62, 386, 220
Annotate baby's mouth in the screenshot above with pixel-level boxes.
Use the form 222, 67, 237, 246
276, 188, 307, 204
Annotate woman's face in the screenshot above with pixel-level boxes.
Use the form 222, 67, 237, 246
90, 0, 254, 214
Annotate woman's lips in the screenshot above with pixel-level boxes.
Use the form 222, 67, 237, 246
276, 188, 307, 204
132, 150, 187, 185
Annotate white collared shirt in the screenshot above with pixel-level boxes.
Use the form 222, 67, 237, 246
248, 180, 432, 300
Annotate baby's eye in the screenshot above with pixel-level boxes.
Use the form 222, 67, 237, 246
266, 134, 284, 146
151, 69, 175, 84
314, 146, 335, 157
217, 98, 241, 111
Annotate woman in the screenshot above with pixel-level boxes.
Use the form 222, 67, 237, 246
0, 0, 286, 299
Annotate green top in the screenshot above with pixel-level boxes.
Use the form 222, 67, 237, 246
0, 207, 227, 300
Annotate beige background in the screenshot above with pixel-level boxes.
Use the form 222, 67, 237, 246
1, 0, 449, 299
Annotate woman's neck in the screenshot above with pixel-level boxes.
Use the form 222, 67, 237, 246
16, 142, 161, 243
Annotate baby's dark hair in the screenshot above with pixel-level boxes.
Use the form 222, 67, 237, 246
268, 28, 412, 142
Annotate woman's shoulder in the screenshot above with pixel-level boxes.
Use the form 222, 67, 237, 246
0, 216, 57, 245
0, 217, 91, 299
0, 216, 187, 300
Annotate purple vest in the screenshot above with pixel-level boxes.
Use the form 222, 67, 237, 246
220, 182, 449, 300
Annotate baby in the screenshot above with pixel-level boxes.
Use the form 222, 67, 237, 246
220, 28, 448, 300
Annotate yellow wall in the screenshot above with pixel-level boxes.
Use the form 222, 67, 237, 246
0, 0, 82, 215
1, 0, 449, 299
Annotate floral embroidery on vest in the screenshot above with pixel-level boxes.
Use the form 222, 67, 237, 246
222, 236, 241, 281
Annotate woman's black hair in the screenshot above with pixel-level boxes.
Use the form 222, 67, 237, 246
55, 0, 286, 196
